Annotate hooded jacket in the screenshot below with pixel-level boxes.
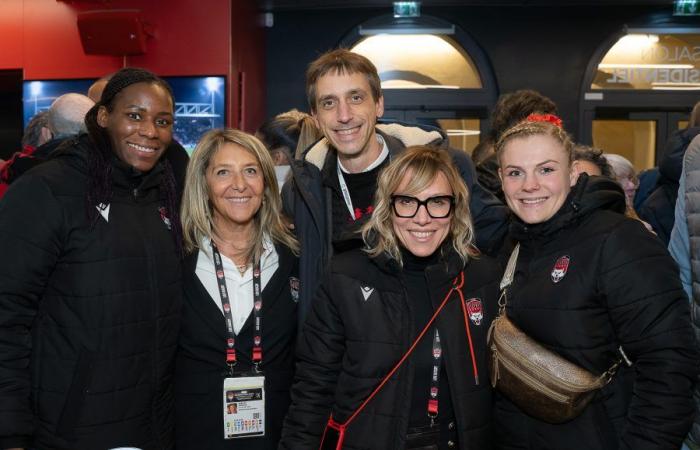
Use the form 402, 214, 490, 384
280, 247, 500, 450
495, 175, 698, 450
0, 135, 182, 450
282, 121, 509, 325
639, 127, 700, 244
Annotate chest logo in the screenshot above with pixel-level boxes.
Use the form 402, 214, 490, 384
551, 255, 571, 283
289, 277, 300, 303
97, 203, 110, 222
158, 206, 172, 230
360, 286, 374, 301
465, 298, 483, 326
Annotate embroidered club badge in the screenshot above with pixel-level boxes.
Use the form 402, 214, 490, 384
158, 206, 171, 230
465, 298, 483, 326
551, 255, 570, 283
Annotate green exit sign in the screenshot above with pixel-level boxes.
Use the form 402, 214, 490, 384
675, 0, 700, 15
393, 2, 421, 18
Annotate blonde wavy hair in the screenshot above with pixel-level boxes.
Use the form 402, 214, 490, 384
362, 146, 477, 267
181, 128, 299, 260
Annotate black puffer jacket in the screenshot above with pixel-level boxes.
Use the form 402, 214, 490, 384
495, 175, 698, 450
0, 135, 182, 450
280, 248, 500, 450
639, 126, 700, 244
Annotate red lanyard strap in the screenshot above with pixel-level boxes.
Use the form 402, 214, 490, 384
340, 271, 465, 428
211, 241, 263, 373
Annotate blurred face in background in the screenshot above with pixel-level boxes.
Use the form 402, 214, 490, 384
499, 134, 576, 224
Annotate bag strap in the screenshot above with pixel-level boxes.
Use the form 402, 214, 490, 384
497, 244, 520, 315
339, 271, 465, 428
497, 243, 626, 383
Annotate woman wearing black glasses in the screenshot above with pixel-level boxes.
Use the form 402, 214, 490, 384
280, 146, 500, 450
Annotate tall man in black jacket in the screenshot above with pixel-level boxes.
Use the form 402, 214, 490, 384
282, 49, 509, 324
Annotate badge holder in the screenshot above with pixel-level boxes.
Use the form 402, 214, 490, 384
223, 370, 266, 439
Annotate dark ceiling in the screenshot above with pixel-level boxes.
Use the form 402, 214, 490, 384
260, 0, 675, 11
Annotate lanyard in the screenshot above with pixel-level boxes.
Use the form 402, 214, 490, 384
335, 135, 388, 222
211, 241, 263, 373
427, 329, 442, 425
336, 162, 357, 221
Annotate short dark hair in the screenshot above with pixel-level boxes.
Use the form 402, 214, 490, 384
21, 111, 49, 148
573, 144, 614, 177
306, 49, 382, 113
490, 89, 557, 141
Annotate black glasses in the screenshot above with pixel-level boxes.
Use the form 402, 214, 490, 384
391, 195, 455, 219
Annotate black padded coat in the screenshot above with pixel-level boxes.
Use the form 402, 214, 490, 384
495, 175, 698, 450
0, 136, 182, 450
280, 247, 500, 450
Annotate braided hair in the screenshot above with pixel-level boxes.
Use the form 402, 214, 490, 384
83, 67, 183, 256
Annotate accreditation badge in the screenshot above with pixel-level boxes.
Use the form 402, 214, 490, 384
223, 375, 265, 439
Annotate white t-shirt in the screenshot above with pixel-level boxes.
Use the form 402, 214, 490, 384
196, 236, 279, 334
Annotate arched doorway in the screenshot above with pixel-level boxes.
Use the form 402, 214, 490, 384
579, 26, 700, 170
339, 14, 498, 155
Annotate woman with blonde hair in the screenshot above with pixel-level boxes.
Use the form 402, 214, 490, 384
281, 146, 500, 450
175, 128, 299, 450
492, 115, 696, 449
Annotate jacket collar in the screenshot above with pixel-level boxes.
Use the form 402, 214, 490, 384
304, 121, 446, 171
509, 173, 626, 241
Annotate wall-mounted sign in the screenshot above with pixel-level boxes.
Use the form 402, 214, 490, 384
593, 33, 700, 90
675, 0, 700, 16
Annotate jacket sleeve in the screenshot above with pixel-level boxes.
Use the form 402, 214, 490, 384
599, 218, 698, 450
447, 148, 509, 256
279, 275, 346, 449
0, 175, 64, 449
669, 161, 692, 301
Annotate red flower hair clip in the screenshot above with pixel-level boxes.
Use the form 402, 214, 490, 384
526, 113, 563, 128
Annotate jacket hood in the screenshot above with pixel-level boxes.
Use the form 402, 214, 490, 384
303, 121, 446, 170
658, 126, 700, 185
510, 174, 626, 240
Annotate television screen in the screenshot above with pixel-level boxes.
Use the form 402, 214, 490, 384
23, 75, 226, 153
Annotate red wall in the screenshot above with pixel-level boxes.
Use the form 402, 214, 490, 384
0, 0, 265, 131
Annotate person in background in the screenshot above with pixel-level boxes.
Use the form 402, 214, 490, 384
283, 48, 508, 325
0, 67, 183, 450
493, 115, 696, 450
668, 134, 700, 450
0, 111, 50, 198
571, 144, 613, 178
639, 102, 700, 244
175, 129, 299, 450
256, 109, 321, 189
475, 89, 558, 204
281, 146, 500, 449
0, 94, 94, 199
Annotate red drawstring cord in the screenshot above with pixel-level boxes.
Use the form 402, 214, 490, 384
457, 287, 479, 385
340, 271, 466, 428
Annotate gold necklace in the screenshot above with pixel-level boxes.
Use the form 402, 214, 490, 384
235, 262, 248, 275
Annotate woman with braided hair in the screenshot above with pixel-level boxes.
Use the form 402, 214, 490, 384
0, 67, 183, 450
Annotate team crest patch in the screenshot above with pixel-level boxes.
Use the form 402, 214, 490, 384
289, 277, 300, 303
551, 255, 570, 283
158, 206, 171, 230
465, 298, 483, 326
